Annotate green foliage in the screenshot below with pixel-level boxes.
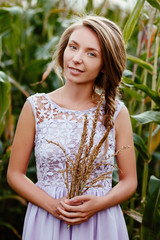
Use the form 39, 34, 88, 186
0, 71, 10, 137
133, 133, 151, 160
123, 77, 160, 106
146, 0, 160, 9
141, 176, 160, 240
123, 0, 145, 45
0, 0, 159, 239
131, 111, 160, 124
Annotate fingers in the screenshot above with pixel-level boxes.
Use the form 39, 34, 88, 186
69, 195, 91, 203
57, 203, 88, 225
60, 215, 87, 225
57, 206, 82, 218
64, 198, 83, 206
56, 196, 98, 225
60, 200, 84, 212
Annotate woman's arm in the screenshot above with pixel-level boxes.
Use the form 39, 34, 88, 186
57, 105, 137, 225
7, 101, 66, 219
101, 105, 137, 204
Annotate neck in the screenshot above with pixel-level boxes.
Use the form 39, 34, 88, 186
62, 81, 94, 105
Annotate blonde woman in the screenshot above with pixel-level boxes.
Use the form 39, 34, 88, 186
7, 16, 137, 240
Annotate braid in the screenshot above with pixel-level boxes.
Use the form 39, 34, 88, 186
103, 85, 117, 131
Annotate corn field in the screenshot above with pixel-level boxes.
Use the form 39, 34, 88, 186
0, 0, 160, 239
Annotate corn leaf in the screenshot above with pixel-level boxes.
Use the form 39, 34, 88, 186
120, 85, 143, 101
125, 209, 142, 223
123, 0, 145, 44
141, 176, 160, 240
0, 194, 27, 205
0, 9, 11, 35
0, 221, 21, 239
131, 111, 160, 125
0, 6, 23, 40
149, 175, 160, 195
150, 125, 160, 153
123, 77, 160, 106
133, 133, 151, 160
146, 0, 160, 10
127, 54, 153, 73
22, 58, 51, 84
0, 71, 10, 137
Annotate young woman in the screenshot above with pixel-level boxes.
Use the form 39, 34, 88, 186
7, 15, 137, 240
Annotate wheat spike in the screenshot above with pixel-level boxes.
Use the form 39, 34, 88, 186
46, 97, 130, 201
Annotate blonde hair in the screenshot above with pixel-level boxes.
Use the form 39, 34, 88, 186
53, 15, 126, 131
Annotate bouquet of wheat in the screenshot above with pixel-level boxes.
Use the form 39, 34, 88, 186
46, 95, 129, 199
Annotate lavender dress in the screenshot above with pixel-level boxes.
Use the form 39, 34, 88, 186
22, 93, 129, 240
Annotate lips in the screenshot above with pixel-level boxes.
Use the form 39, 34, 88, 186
68, 66, 84, 73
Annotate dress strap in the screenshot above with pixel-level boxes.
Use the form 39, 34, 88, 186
113, 100, 124, 120
27, 94, 37, 119
26, 93, 45, 132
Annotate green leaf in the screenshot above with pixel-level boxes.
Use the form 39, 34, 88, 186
0, 6, 23, 71
0, 6, 23, 37
35, 36, 59, 59
86, 0, 94, 12
23, 58, 51, 83
146, 0, 160, 10
112, 169, 119, 183
123, 77, 160, 106
0, 9, 11, 35
120, 85, 143, 101
127, 54, 153, 73
0, 221, 21, 239
131, 111, 160, 125
141, 176, 160, 240
149, 175, 160, 195
0, 71, 10, 137
123, 0, 145, 44
133, 133, 151, 160
157, 73, 160, 92
0, 194, 27, 205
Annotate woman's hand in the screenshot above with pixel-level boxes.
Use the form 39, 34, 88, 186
57, 195, 103, 225
49, 196, 68, 220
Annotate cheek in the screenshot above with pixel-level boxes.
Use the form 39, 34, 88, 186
91, 62, 103, 76
63, 53, 68, 70
63, 48, 71, 67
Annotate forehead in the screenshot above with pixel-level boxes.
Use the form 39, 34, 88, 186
69, 26, 101, 50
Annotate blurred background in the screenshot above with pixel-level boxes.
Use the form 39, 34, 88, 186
0, 0, 159, 239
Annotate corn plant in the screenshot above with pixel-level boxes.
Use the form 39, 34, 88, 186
0, 0, 159, 239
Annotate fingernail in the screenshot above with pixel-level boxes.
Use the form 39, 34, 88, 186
70, 197, 75, 202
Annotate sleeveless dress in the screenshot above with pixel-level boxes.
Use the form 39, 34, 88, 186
22, 93, 129, 240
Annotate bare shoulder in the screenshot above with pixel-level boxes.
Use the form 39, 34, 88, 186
115, 105, 132, 138
116, 104, 130, 121
20, 100, 34, 120
16, 100, 35, 136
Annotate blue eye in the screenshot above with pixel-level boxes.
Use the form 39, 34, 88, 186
88, 52, 96, 57
70, 45, 77, 50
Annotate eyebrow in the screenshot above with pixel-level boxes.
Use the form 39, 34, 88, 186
69, 40, 101, 54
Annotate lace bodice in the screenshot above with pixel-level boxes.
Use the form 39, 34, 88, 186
27, 93, 124, 191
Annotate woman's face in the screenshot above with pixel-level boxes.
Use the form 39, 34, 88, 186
63, 26, 103, 86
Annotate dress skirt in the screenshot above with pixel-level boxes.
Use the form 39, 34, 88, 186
22, 184, 129, 240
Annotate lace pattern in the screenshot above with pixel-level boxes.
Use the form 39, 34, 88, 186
27, 93, 124, 191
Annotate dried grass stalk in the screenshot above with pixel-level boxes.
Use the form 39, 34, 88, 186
46, 96, 130, 199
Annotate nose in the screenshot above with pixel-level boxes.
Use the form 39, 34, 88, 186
72, 51, 83, 64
